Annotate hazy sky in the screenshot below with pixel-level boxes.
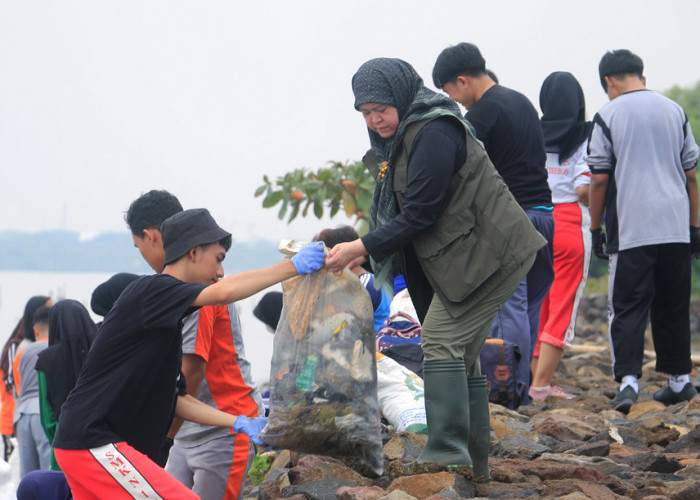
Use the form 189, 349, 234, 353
2, 1, 699, 242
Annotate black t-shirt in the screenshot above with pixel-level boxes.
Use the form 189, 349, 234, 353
53, 274, 207, 460
466, 85, 551, 208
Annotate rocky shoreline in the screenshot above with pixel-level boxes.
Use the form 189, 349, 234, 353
245, 294, 700, 499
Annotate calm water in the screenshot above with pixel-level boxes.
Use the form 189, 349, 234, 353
0, 270, 277, 387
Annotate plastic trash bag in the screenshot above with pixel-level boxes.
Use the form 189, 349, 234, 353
259, 266, 383, 476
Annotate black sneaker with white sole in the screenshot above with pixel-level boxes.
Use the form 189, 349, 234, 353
610, 385, 638, 413
653, 382, 698, 406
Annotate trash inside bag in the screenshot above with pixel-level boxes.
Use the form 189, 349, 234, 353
259, 267, 383, 476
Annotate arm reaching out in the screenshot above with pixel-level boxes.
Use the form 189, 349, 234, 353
175, 394, 268, 445
193, 242, 325, 307
325, 239, 368, 275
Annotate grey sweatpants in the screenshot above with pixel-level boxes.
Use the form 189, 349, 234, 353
167, 433, 255, 500
16, 413, 51, 478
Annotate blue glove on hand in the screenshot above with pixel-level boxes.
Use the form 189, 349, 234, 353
233, 416, 268, 446
291, 241, 326, 275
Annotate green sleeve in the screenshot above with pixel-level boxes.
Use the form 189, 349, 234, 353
38, 370, 61, 471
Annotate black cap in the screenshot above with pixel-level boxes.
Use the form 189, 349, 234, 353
91, 272, 140, 316
161, 208, 232, 266
253, 291, 283, 330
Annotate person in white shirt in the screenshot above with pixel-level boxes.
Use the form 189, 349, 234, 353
530, 72, 592, 402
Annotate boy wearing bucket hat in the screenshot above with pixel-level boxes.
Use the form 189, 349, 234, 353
52, 208, 325, 499
125, 189, 266, 500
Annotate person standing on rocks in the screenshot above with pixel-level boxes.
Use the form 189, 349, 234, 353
325, 57, 545, 479
587, 49, 700, 412
530, 72, 593, 401
432, 42, 555, 405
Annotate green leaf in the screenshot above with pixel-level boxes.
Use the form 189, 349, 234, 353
288, 202, 301, 223
262, 191, 283, 208
313, 201, 323, 219
342, 190, 356, 217
254, 185, 267, 197
278, 199, 288, 220
302, 199, 312, 217
356, 190, 372, 211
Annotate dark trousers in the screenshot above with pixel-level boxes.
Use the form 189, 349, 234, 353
489, 208, 554, 404
608, 243, 692, 381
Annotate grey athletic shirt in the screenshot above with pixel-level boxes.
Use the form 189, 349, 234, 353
587, 89, 699, 252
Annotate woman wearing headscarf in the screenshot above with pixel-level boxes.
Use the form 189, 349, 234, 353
35, 299, 97, 470
325, 58, 545, 477
529, 72, 592, 402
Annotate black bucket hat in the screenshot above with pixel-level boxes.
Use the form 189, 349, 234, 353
161, 208, 232, 266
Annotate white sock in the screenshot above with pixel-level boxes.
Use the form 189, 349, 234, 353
669, 374, 690, 393
620, 375, 639, 393
531, 385, 551, 391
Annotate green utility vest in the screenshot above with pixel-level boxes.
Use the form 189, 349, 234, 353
365, 116, 546, 318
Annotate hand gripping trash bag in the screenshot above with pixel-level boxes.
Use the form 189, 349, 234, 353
259, 267, 384, 476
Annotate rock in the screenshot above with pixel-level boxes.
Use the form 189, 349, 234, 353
542, 479, 620, 500
288, 458, 373, 486
556, 494, 590, 500
259, 471, 291, 500
606, 421, 650, 449
266, 449, 293, 475
474, 481, 543, 499
490, 415, 518, 439
533, 418, 597, 442
378, 491, 418, 500
537, 453, 633, 477
383, 460, 472, 482
626, 399, 666, 420
387, 472, 474, 500
491, 434, 550, 459
644, 422, 681, 447
337, 485, 388, 500
489, 457, 603, 482
598, 474, 636, 496
666, 426, 700, 453
566, 440, 610, 457
249, 299, 700, 499
490, 465, 527, 483
676, 463, 700, 477
664, 478, 700, 500
382, 432, 427, 462
621, 452, 682, 473
281, 477, 356, 499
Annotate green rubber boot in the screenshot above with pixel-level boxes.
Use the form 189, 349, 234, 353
467, 375, 491, 482
416, 360, 473, 467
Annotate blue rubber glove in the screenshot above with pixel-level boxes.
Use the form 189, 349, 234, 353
233, 416, 268, 446
291, 241, 326, 274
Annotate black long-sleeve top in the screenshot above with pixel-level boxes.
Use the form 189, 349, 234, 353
362, 117, 466, 261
